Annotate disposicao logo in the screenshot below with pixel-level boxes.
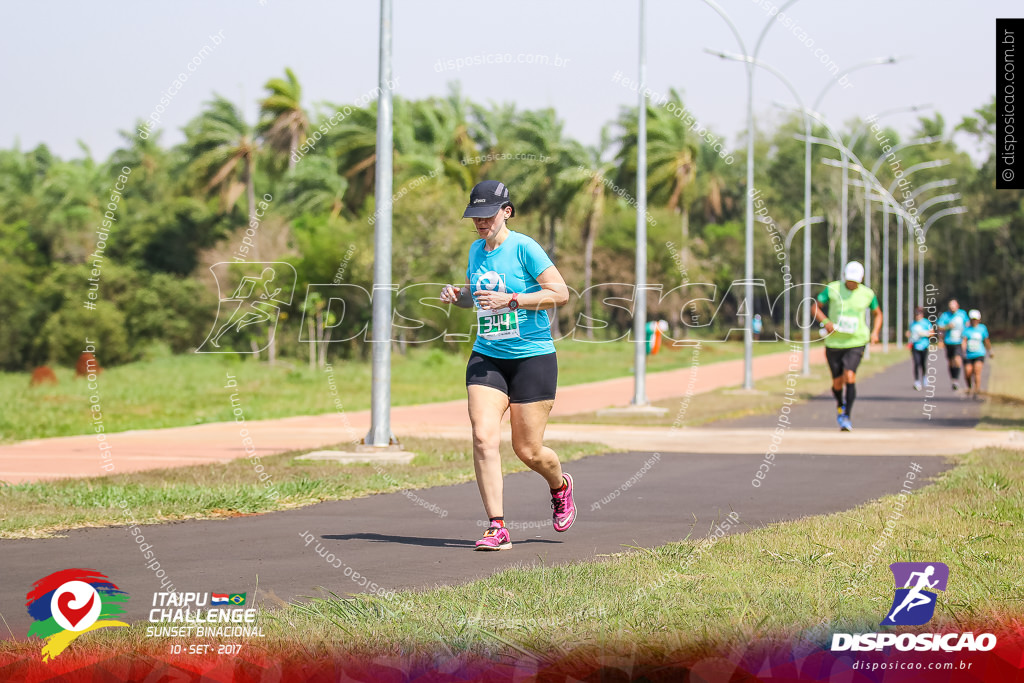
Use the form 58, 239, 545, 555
26, 569, 130, 661
883, 562, 948, 626
831, 562, 996, 653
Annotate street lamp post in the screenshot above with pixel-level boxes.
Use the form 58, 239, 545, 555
778, 216, 824, 343
367, 0, 394, 448
919, 205, 968, 304
811, 57, 900, 270
702, 0, 798, 390
631, 0, 650, 407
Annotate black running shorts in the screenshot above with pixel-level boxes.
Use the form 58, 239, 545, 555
945, 343, 965, 360
825, 346, 865, 379
465, 351, 558, 404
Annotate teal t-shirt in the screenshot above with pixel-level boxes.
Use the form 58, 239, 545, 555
909, 318, 933, 351
466, 230, 555, 359
937, 309, 969, 345
963, 323, 989, 359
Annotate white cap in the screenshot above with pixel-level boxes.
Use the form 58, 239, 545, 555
968, 309, 981, 320
844, 261, 865, 283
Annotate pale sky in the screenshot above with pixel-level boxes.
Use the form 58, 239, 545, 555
0, 1, 1010, 161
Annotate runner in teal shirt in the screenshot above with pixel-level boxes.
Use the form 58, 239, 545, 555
906, 307, 935, 391
440, 180, 577, 552
937, 299, 970, 390
961, 309, 992, 399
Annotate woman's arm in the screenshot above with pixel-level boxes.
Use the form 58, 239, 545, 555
472, 266, 569, 311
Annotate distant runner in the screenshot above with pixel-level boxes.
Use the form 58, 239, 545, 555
937, 299, 969, 391
440, 180, 576, 551
906, 306, 935, 391
812, 261, 882, 431
962, 309, 992, 399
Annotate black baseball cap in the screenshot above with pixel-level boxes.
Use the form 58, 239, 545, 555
462, 180, 515, 218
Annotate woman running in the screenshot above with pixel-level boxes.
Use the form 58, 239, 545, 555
440, 180, 575, 550
906, 306, 934, 391
961, 309, 992, 399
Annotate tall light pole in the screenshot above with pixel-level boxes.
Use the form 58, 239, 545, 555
763, 215, 824, 344
702, 0, 797, 390
882, 202, 890, 350
811, 56, 901, 270
631, 0, 650, 407
366, 0, 394, 447
918, 205, 968, 305
877, 179, 954, 349
885, 159, 951, 330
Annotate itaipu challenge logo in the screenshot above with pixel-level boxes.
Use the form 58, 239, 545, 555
26, 569, 130, 661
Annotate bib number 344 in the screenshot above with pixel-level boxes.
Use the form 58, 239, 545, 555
477, 307, 520, 340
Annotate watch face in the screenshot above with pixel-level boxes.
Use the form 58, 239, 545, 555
509, 298, 518, 310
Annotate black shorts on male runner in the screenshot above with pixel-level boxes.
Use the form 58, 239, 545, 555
945, 343, 965, 361
466, 351, 557, 403
825, 346, 865, 379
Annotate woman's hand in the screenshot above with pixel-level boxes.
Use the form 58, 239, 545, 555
473, 290, 513, 310
440, 284, 462, 304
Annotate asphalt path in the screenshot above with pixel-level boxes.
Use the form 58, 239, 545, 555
0, 355, 974, 638
713, 357, 986, 430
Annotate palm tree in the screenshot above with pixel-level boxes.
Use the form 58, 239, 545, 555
322, 102, 378, 210
469, 100, 519, 179
500, 108, 571, 257
282, 155, 349, 221
258, 68, 309, 172
184, 96, 260, 256
616, 89, 699, 263
559, 134, 615, 337
394, 84, 478, 190
185, 96, 281, 362
110, 122, 171, 204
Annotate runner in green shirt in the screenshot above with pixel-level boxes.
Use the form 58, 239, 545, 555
811, 261, 883, 431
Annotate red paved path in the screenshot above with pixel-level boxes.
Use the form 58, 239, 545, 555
0, 347, 824, 484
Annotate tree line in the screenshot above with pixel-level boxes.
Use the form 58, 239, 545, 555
1, 68, 1018, 371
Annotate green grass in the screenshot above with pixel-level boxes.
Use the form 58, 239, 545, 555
553, 345, 909, 427
47, 446, 1024, 662
1, 340, 787, 443
978, 342, 1024, 431
0, 438, 606, 539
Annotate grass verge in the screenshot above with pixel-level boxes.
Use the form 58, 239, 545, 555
1, 340, 786, 443
553, 345, 908, 427
978, 341, 1024, 431
37, 446, 1023, 662
0, 438, 607, 539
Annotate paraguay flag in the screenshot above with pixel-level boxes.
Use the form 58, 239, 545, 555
211, 593, 230, 605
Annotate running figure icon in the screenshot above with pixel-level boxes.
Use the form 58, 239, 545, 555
885, 565, 939, 624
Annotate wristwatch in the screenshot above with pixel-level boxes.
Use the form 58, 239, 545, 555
508, 293, 519, 311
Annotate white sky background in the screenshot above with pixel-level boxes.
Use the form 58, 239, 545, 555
0, 0, 1012, 161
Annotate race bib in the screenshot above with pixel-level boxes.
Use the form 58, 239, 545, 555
967, 338, 983, 354
835, 315, 859, 334
477, 307, 520, 340
948, 319, 963, 342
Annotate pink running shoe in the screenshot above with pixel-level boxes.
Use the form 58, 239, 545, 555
474, 523, 512, 551
551, 473, 576, 532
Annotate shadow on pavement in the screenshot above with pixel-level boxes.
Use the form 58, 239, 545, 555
323, 532, 560, 548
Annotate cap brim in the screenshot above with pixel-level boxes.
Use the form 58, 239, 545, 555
462, 204, 501, 218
